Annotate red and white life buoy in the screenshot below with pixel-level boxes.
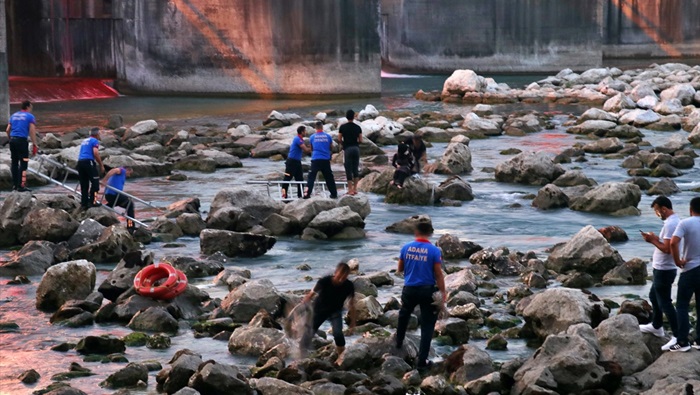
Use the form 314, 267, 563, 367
134, 262, 188, 300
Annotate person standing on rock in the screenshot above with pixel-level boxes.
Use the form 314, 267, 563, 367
102, 167, 136, 233
640, 196, 680, 351
394, 221, 446, 370
304, 121, 337, 199
408, 135, 427, 174
339, 110, 363, 195
299, 262, 356, 357
5, 100, 39, 192
77, 128, 105, 209
670, 196, 700, 352
281, 125, 311, 199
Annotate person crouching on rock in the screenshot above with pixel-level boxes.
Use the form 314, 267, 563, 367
102, 166, 136, 233
299, 262, 356, 357
394, 221, 446, 371
390, 142, 414, 189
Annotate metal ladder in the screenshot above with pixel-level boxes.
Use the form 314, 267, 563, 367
27, 155, 159, 228
247, 180, 349, 202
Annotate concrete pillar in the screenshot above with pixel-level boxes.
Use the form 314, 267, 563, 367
0, 0, 8, 125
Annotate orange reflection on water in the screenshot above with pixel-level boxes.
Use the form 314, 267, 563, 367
611, 0, 682, 57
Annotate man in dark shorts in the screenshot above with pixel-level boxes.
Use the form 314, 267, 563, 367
103, 167, 136, 233
394, 222, 446, 370
5, 100, 39, 192
282, 125, 310, 199
339, 110, 363, 195
77, 128, 105, 209
304, 121, 337, 199
300, 262, 356, 356
409, 135, 427, 174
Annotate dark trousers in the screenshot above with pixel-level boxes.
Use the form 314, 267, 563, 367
300, 309, 345, 350
77, 160, 99, 208
344, 146, 360, 181
106, 193, 135, 229
282, 158, 304, 198
676, 266, 700, 346
306, 159, 337, 198
650, 268, 678, 335
9, 138, 29, 189
396, 285, 438, 365
393, 168, 410, 187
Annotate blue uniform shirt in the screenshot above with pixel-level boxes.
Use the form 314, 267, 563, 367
105, 167, 126, 196
78, 137, 100, 160
288, 135, 304, 161
9, 111, 35, 138
400, 239, 442, 286
310, 131, 332, 160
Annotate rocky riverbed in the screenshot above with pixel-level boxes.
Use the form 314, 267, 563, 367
1, 63, 700, 394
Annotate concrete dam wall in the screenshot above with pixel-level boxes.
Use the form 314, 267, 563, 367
6, 0, 700, 96
381, 0, 700, 73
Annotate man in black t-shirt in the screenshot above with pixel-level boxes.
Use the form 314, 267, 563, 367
300, 262, 356, 356
339, 110, 363, 195
409, 135, 427, 174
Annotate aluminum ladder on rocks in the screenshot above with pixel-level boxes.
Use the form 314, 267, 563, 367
246, 180, 349, 202
27, 155, 158, 228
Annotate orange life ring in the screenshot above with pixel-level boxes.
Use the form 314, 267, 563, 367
160, 269, 188, 300
134, 262, 181, 300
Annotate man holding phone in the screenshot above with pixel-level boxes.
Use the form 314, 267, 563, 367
640, 196, 679, 352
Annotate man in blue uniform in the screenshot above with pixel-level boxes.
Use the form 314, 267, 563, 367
77, 128, 105, 209
102, 167, 135, 232
5, 101, 39, 192
304, 121, 337, 199
394, 222, 446, 370
281, 125, 311, 199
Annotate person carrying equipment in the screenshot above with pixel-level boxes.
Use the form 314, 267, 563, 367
103, 167, 136, 232
77, 128, 105, 209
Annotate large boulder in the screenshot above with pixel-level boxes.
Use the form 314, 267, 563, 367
521, 288, 609, 340
622, 351, 700, 393
595, 314, 652, 375
97, 251, 153, 302
281, 197, 338, 229
19, 207, 79, 243
448, 345, 495, 384
36, 260, 96, 311
385, 176, 433, 205
200, 229, 276, 257
442, 69, 484, 96
512, 327, 608, 394
208, 188, 283, 225
306, 207, 365, 237
570, 182, 641, 215
495, 152, 565, 186
435, 176, 474, 201
188, 360, 251, 394
67, 219, 106, 250
532, 184, 569, 210
250, 377, 312, 395
385, 214, 432, 234
432, 140, 473, 175
71, 225, 140, 263
0, 192, 41, 246
547, 225, 624, 277
0, 240, 56, 276
659, 83, 696, 105
220, 279, 283, 322
337, 194, 371, 219
127, 306, 179, 333
228, 326, 288, 356
161, 350, 203, 394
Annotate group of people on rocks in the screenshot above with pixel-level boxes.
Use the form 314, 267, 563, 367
299, 221, 443, 370
641, 196, 700, 352
281, 109, 428, 198
6, 101, 136, 232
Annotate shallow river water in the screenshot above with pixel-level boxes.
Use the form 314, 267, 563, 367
0, 74, 695, 394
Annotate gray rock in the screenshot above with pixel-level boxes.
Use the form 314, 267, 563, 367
176, 213, 206, 237
435, 176, 474, 201
547, 225, 624, 277
162, 350, 203, 394
532, 184, 569, 210
71, 225, 140, 263
281, 197, 338, 228
36, 260, 96, 311
97, 251, 153, 302
127, 306, 178, 333
209, 187, 283, 225
67, 219, 106, 250
100, 363, 148, 389
19, 207, 79, 243
200, 229, 276, 257
437, 234, 466, 259
337, 194, 372, 219
595, 314, 653, 375
75, 335, 125, 355
570, 182, 641, 215
522, 288, 609, 340
495, 152, 565, 186
307, 206, 365, 237
250, 377, 312, 395
0, 240, 56, 277
449, 345, 494, 384
385, 176, 433, 205
220, 279, 282, 322
385, 214, 432, 234
433, 140, 473, 174
188, 360, 250, 394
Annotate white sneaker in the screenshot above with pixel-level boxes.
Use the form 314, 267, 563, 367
661, 336, 678, 351
692, 341, 700, 350
669, 343, 691, 352
639, 323, 665, 338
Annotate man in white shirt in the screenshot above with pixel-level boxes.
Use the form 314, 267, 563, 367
640, 196, 679, 351
670, 197, 700, 352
